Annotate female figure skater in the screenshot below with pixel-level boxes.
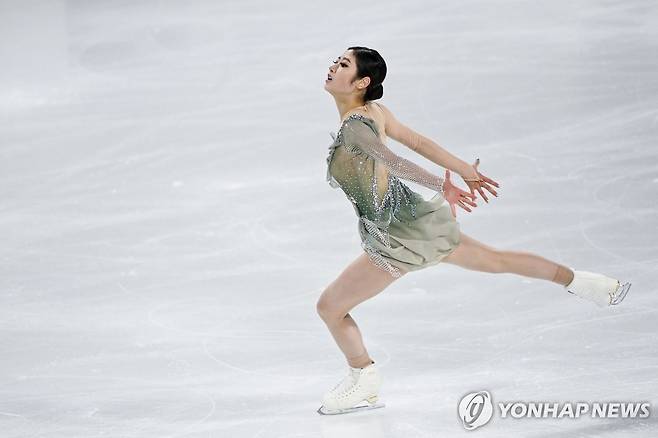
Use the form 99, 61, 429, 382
317, 46, 631, 415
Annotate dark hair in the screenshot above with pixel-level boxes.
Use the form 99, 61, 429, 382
347, 46, 387, 102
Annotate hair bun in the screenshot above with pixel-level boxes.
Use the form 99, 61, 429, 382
366, 83, 384, 101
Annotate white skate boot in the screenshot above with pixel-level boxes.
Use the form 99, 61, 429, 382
317, 361, 385, 415
564, 268, 632, 307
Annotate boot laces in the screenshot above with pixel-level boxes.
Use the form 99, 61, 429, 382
329, 369, 358, 394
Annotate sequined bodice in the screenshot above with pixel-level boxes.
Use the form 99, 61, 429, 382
326, 114, 419, 224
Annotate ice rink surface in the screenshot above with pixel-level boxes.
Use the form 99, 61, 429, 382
1, 0, 657, 436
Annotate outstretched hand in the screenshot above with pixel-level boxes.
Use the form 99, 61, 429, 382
460, 158, 500, 203
442, 169, 478, 218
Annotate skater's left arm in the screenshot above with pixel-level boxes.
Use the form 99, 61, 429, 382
376, 102, 471, 178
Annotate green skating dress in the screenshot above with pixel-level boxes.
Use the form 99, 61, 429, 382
326, 113, 461, 278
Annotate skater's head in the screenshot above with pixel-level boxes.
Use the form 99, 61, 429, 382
324, 47, 387, 104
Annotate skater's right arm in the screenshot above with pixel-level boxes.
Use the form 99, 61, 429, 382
375, 102, 472, 178
341, 117, 446, 194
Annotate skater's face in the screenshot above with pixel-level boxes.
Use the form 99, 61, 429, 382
324, 50, 370, 98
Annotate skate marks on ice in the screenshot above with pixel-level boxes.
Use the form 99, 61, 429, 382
203, 332, 391, 383
148, 292, 324, 378
146, 279, 393, 380
571, 148, 658, 273
480, 306, 658, 389
483, 306, 658, 364
2, 374, 218, 438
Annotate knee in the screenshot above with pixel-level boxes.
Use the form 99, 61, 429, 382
315, 297, 329, 321
316, 290, 344, 324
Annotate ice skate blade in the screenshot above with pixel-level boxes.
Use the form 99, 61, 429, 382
317, 402, 385, 415
611, 282, 631, 305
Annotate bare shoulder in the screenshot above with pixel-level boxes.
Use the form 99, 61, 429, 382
368, 103, 388, 139
371, 102, 401, 138
371, 102, 422, 151
371, 101, 388, 117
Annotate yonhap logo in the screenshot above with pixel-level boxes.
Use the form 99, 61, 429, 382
458, 390, 651, 430
458, 390, 493, 430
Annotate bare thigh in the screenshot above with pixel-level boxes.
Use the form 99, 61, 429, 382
441, 231, 504, 273
316, 252, 407, 321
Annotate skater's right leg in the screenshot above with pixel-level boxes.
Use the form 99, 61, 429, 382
315, 253, 402, 414
316, 252, 405, 368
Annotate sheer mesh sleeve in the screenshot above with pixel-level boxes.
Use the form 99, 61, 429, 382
341, 117, 445, 195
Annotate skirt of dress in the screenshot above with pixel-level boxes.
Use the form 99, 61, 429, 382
358, 192, 461, 275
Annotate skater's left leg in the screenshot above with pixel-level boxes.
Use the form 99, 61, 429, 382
442, 231, 630, 306
316, 252, 406, 368
442, 231, 574, 285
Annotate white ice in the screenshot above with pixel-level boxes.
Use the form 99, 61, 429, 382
1, 1, 657, 437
